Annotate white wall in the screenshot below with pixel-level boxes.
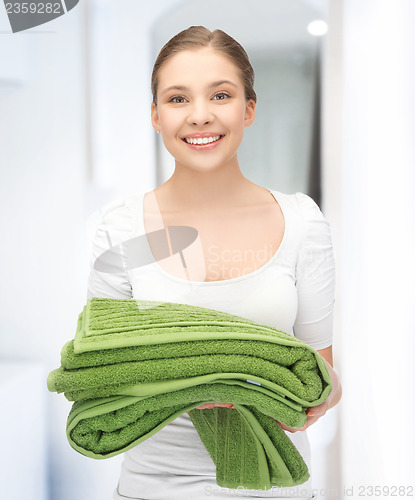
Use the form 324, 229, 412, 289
309, 0, 343, 494
0, 4, 90, 498
336, 0, 415, 490
0, 2, 176, 499
0, 363, 47, 500
313, 0, 415, 495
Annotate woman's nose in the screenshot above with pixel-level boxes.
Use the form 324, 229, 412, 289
187, 99, 214, 126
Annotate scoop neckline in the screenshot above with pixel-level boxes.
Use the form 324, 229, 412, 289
140, 187, 288, 286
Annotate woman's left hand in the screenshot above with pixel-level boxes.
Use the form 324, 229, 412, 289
275, 355, 341, 433
275, 400, 330, 433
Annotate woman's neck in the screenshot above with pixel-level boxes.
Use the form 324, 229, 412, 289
158, 168, 259, 213
156, 152, 267, 211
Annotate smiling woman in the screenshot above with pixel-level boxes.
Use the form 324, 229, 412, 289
150, 44, 256, 173
84, 25, 341, 500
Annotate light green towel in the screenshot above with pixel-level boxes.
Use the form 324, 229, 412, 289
47, 298, 332, 490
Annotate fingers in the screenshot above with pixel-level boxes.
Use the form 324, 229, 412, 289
193, 403, 235, 410
296, 414, 320, 431
294, 406, 328, 431
197, 404, 215, 410
306, 401, 329, 418
275, 420, 299, 433
275, 409, 324, 433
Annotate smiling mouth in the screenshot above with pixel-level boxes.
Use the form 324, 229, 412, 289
182, 135, 223, 145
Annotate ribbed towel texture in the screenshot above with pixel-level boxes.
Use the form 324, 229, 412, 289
47, 298, 332, 490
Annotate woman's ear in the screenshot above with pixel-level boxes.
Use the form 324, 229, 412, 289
244, 99, 256, 128
151, 102, 160, 133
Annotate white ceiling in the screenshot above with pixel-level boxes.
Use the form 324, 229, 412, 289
152, 0, 327, 57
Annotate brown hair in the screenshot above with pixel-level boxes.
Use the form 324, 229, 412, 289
151, 26, 257, 106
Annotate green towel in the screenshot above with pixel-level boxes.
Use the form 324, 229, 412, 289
47, 298, 332, 490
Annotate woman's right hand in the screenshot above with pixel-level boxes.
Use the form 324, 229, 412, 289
186, 402, 235, 413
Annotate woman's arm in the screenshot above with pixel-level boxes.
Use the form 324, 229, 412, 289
276, 345, 342, 433
86, 199, 133, 301
275, 193, 341, 432
316, 345, 342, 410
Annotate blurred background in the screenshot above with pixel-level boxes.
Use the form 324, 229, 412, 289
0, 0, 414, 499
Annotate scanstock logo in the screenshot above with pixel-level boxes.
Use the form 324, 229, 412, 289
4, 0, 79, 33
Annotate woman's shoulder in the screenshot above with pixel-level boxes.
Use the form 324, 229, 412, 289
86, 192, 145, 244
268, 189, 333, 257
269, 189, 327, 223
98, 192, 142, 219
293, 191, 326, 222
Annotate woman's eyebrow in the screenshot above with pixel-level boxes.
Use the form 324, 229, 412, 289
160, 80, 238, 96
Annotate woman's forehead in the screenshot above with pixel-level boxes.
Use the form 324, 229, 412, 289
158, 48, 242, 89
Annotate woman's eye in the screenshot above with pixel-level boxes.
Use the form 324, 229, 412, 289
169, 96, 187, 103
213, 92, 230, 101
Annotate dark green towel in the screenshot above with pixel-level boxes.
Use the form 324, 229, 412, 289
47, 298, 332, 490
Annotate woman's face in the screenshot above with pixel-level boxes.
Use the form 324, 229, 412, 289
151, 47, 256, 173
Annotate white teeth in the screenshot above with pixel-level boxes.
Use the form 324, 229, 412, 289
185, 135, 221, 145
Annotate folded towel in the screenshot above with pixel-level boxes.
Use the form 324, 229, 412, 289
47, 298, 332, 490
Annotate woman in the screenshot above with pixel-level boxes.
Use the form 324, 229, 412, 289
87, 26, 342, 500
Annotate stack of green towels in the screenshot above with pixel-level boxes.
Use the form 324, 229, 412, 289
47, 297, 332, 490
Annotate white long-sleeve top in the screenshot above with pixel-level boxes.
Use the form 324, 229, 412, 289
86, 189, 336, 500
